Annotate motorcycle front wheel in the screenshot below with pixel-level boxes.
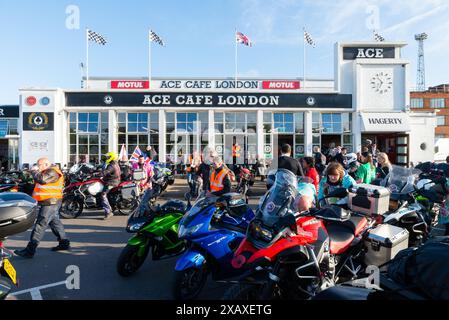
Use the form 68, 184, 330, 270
173, 267, 208, 300
59, 196, 83, 219
117, 244, 150, 277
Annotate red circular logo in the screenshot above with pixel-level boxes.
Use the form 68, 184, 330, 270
26, 96, 37, 106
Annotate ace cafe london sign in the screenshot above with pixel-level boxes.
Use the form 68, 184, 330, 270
109, 80, 300, 91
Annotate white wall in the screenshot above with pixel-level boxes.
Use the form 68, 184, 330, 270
408, 113, 436, 165
19, 89, 59, 166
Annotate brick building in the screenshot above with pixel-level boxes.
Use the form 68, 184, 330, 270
411, 84, 449, 140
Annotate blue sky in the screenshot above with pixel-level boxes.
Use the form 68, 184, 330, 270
0, 0, 448, 104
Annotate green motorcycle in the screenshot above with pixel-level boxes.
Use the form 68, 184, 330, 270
117, 188, 189, 277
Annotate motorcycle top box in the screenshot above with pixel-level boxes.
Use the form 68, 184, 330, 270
0, 192, 38, 240
348, 184, 391, 216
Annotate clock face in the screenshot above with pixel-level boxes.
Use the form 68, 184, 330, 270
370, 72, 393, 94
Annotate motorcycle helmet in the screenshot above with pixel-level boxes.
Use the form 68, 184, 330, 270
105, 152, 119, 165
346, 153, 358, 165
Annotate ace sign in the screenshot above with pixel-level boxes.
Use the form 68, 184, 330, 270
343, 47, 395, 60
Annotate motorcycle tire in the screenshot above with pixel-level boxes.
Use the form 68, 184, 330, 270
59, 196, 83, 219
116, 196, 140, 216
173, 267, 208, 300
0, 276, 13, 300
116, 244, 150, 277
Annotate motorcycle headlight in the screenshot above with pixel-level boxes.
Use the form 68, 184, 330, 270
178, 223, 204, 239
128, 222, 146, 232
249, 222, 273, 242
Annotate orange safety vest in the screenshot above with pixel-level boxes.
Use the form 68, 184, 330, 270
210, 168, 228, 192
232, 145, 241, 158
32, 167, 64, 202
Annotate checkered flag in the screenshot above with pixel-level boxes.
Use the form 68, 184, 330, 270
150, 30, 165, 46
88, 29, 107, 45
374, 31, 385, 42
304, 29, 316, 48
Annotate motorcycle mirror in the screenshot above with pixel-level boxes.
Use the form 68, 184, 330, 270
325, 188, 348, 199
0, 277, 12, 300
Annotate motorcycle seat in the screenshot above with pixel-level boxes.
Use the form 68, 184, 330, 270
326, 224, 355, 255
329, 216, 368, 237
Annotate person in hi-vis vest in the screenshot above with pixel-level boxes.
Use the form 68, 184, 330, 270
207, 157, 231, 197
15, 157, 70, 258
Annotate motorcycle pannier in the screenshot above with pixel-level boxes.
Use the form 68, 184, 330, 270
133, 169, 146, 181
364, 224, 409, 270
121, 184, 139, 200
348, 184, 390, 215
0, 193, 38, 240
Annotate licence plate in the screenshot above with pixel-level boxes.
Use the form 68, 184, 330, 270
2, 259, 17, 285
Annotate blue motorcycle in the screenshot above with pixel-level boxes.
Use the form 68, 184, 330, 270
173, 192, 255, 300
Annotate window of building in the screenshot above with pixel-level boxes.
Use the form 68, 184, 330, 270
322, 113, 342, 133
437, 116, 446, 126
117, 112, 159, 158
263, 112, 305, 159
69, 112, 108, 164
166, 112, 208, 164
0, 119, 18, 137
430, 98, 445, 108
410, 98, 424, 108
311, 112, 352, 152
215, 112, 256, 163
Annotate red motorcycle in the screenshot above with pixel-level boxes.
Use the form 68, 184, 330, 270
224, 170, 372, 300
59, 164, 139, 219
235, 165, 255, 201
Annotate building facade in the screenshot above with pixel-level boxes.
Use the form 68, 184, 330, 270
0, 105, 20, 169
411, 84, 449, 140
18, 41, 436, 167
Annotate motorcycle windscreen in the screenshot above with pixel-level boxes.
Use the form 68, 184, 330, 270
259, 169, 298, 227
382, 165, 421, 194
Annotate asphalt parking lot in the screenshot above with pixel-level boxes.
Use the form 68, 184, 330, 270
4, 178, 266, 300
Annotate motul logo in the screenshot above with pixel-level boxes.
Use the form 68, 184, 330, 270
262, 81, 300, 90
111, 81, 150, 89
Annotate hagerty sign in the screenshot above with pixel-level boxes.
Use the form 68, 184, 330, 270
65, 92, 352, 109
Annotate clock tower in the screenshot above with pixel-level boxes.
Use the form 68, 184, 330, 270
334, 41, 435, 166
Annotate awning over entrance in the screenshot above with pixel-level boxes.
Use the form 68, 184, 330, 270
360, 112, 411, 132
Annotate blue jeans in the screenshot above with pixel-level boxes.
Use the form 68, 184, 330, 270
28, 203, 67, 253
101, 186, 114, 216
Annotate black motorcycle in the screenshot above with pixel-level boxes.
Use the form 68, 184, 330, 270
0, 193, 38, 300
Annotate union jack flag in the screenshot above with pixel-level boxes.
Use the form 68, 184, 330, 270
130, 146, 147, 163
236, 31, 253, 47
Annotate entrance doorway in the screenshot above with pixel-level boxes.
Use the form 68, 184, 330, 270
274, 134, 294, 155
362, 133, 410, 166
224, 135, 245, 166
0, 139, 9, 170
321, 135, 341, 154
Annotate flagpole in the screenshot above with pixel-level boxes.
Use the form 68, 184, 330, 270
303, 27, 306, 90
148, 29, 152, 90
235, 27, 238, 85
86, 28, 89, 89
